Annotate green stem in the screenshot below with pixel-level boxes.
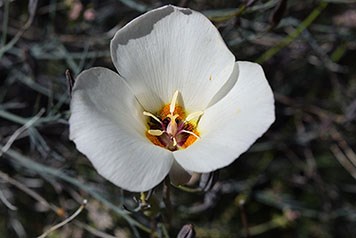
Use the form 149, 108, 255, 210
256, 1, 328, 64
1, 0, 10, 47
163, 177, 172, 227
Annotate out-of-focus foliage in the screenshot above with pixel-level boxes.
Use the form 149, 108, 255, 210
1, 0, 356, 237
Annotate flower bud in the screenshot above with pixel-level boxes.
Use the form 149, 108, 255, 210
177, 224, 195, 238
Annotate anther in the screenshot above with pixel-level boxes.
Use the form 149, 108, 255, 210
143, 111, 162, 124
147, 129, 164, 136
144, 89, 200, 151
170, 90, 179, 114
185, 111, 204, 122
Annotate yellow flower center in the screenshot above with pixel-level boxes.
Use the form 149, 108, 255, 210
143, 91, 202, 151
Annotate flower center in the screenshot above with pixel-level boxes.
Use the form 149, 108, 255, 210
143, 90, 203, 151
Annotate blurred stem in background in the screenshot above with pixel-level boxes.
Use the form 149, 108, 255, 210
1, 0, 356, 237
257, 1, 328, 64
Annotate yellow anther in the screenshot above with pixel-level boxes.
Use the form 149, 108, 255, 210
148, 129, 164, 136
185, 111, 204, 122
170, 90, 179, 115
143, 111, 162, 124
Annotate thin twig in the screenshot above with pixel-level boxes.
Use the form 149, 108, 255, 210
36, 199, 87, 238
0, 170, 60, 213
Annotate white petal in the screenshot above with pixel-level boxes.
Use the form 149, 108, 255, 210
207, 62, 239, 108
111, 5, 235, 113
173, 62, 275, 172
69, 67, 174, 192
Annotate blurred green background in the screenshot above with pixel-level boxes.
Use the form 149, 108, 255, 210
1, 0, 356, 237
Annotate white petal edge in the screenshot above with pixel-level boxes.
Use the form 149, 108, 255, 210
110, 5, 235, 113
173, 61, 275, 172
69, 67, 174, 192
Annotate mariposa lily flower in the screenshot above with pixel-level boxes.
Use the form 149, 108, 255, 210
69, 5, 275, 192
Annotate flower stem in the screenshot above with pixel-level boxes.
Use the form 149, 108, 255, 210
163, 177, 172, 227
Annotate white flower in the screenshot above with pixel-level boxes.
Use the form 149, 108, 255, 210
69, 5, 275, 192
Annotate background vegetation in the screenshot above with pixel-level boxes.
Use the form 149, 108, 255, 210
1, 0, 356, 237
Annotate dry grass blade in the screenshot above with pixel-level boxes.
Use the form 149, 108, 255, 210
28, 0, 38, 23
36, 199, 87, 238
330, 128, 356, 168
1, 0, 356, 236
0, 109, 45, 157
331, 145, 356, 180
0, 0, 38, 57
0, 170, 60, 213
0, 188, 17, 210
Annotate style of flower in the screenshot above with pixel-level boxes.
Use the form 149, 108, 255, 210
69, 5, 275, 192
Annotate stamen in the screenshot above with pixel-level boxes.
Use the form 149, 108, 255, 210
145, 90, 200, 151
173, 138, 177, 147
185, 111, 204, 122
181, 130, 200, 139
143, 111, 162, 124
147, 129, 164, 136
170, 90, 179, 114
